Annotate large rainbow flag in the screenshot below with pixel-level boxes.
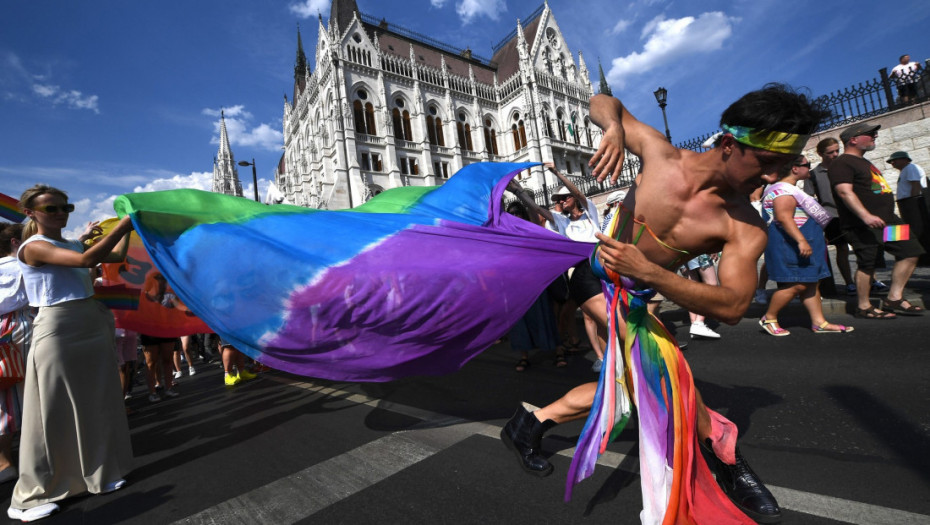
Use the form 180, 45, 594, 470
114, 162, 593, 381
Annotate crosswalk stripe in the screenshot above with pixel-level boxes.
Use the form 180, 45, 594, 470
173, 375, 930, 525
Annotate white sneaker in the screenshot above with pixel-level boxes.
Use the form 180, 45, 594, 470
690, 321, 721, 339
188, 366, 196, 376
8, 503, 59, 521
753, 289, 768, 304
173, 370, 183, 380
100, 478, 127, 494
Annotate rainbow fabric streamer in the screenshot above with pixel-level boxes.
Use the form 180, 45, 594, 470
567, 252, 754, 523
0, 192, 26, 224
113, 162, 593, 381
721, 123, 809, 155
883, 224, 910, 242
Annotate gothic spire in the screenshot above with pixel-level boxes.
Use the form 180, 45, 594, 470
212, 111, 243, 197
597, 58, 612, 96
295, 25, 308, 80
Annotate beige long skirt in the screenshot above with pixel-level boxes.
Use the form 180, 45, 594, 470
11, 298, 133, 509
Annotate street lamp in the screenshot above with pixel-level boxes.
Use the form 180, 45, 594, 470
653, 87, 672, 143
238, 158, 259, 202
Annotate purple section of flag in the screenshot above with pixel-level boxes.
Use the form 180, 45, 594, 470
260, 215, 592, 381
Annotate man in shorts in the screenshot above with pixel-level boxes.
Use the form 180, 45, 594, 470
829, 122, 925, 318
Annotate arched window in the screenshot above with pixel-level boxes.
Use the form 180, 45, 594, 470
557, 110, 566, 141
364, 103, 376, 135
456, 112, 473, 152
584, 117, 592, 147
402, 110, 412, 141
511, 113, 527, 151
483, 118, 498, 155
542, 110, 553, 137
392, 108, 404, 140
426, 115, 437, 145
425, 106, 445, 146
353, 100, 366, 134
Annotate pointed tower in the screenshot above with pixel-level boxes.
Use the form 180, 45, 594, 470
597, 58, 612, 96
212, 111, 244, 197
293, 26, 309, 103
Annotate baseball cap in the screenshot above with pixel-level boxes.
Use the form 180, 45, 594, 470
887, 151, 911, 162
839, 122, 880, 143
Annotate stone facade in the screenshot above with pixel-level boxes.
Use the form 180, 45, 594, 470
278, 1, 602, 209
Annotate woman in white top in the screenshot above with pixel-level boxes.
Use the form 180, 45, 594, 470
9, 185, 134, 522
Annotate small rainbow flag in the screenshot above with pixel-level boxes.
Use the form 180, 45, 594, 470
0, 192, 26, 224
94, 284, 141, 311
883, 224, 910, 242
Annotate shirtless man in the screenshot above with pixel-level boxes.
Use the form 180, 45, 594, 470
501, 84, 828, 523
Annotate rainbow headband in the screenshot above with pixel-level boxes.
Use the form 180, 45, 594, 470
721, 124, 809, 155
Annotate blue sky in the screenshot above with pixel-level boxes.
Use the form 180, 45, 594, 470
1, 0, 928, 235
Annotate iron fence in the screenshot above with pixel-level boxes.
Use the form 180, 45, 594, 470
677, 61, 930, 148
504, 157, 640, 209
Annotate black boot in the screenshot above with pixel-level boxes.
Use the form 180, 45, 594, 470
701, 440, 782, 524
500, 405, 557, 477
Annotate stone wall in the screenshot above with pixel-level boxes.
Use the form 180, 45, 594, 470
802, 100, 930, 193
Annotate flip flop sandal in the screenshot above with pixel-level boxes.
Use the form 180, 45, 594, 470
854, 307, 896, 319
811, 321, 854, 333
881, 298, 924, 316
759, 317, 790, 336
515, 358, 529, 372
554, 354, 568, 368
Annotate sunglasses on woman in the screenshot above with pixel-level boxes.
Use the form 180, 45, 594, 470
31, 204, 75, 214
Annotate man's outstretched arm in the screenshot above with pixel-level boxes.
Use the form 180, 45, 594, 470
588, 94, 671, 183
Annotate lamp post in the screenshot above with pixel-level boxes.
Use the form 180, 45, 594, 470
653, 87, 672, 143
238, 158, 259, 202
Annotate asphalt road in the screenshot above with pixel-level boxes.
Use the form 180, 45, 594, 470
2, 293, 927, 525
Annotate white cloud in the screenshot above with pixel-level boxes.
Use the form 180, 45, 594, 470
431, 0, 447, 7
456, 0, 506, 24
289, 0, 329, 18
204, 106, 283, 152
610, 18, 632, 35
63, 171, 216, 238
0, 52, 101, 114
607, 12, 737, 88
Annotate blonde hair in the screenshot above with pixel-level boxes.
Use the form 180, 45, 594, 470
19, 184, 69, 240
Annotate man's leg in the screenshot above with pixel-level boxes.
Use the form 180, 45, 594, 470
856, 268, 875, 311
887, 256, 917, 303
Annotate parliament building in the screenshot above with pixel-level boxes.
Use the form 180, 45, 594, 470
277, 0, 605, 209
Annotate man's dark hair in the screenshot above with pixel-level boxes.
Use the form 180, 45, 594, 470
720, 83, 831, 136
506, 201, 530, 221
900, 54, 908, 62
0, 223, 24, 257
816, 137, 839, 155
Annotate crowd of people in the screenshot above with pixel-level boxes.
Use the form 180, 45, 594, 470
0, 74, 927, 523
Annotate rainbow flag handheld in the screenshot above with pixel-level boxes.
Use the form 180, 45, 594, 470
114, 162, 593, 381
0, 192, 26, 223
883, 224, 910, 242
